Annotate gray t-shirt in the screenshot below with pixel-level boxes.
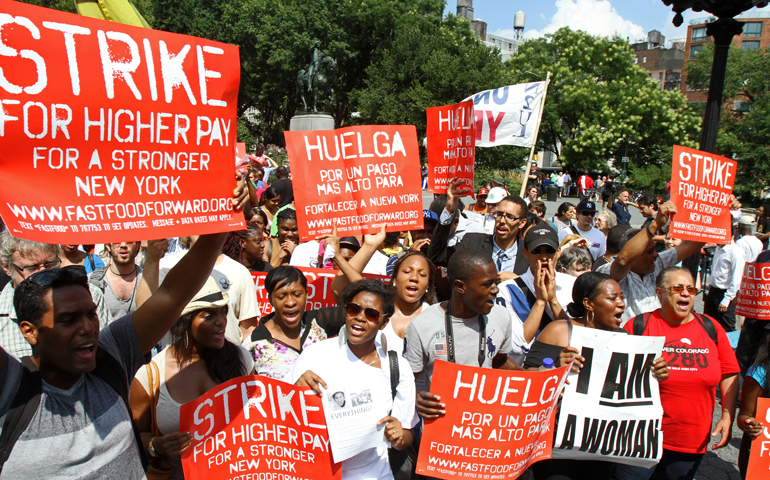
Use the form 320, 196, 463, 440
0, 315, 147, 479
597, 248, 678, 324
404, 302, 513, 393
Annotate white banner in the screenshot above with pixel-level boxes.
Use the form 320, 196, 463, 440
464, 82, 545, 148
553, 326, 665, 467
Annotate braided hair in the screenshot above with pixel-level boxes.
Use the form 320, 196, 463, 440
222, 222, 260, 262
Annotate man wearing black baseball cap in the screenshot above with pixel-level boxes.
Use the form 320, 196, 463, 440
498, 225, 574, 365
556, 200, 606, 261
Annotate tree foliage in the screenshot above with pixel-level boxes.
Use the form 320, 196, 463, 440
504, 28, 700, 173
685, 42, 770, 199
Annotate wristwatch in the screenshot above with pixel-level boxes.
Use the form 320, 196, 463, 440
148, 437, 159, 458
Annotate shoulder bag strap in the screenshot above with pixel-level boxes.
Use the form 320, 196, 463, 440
0, 364, 42, 472
692, 312, 719, 345
388, 351, 399, 400
513, 277, 554, 329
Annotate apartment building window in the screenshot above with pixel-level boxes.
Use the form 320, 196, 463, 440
743, 22, 763, 38
692, 27, 707, 42
634, 57, 638, 64
642, 56, 647, 63
690, 44, 703, 57
742, 41, 760, 51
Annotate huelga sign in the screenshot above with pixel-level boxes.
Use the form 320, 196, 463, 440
285, 125, 424, 241
0, 1, 243, 243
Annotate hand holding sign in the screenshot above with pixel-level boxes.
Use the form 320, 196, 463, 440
416, 391, 445, 419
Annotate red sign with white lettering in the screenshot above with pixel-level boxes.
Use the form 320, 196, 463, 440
180, 375, 341, 479
669, 145, 736, 244
427, 100, 475, 194
284, 125, 423, 241
746, 398, 770, 479
0, 1, 243, 243
736, 263, 770, 320
252, 266, 389, 316
415, 360, 570, 479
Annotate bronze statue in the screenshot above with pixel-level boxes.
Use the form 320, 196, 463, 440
297, 42, 337, 112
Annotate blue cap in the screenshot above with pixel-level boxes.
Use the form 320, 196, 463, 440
423, 209, 439, 223
542, 357, 554, 369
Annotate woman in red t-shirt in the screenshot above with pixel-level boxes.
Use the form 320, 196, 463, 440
621, 266, 739, 480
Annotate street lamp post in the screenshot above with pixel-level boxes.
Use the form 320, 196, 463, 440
662, 0, 767, 278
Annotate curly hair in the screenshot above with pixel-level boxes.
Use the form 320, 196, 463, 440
340, 279, 395, 320
390, 252, 437, 305
222, 222, 261, 262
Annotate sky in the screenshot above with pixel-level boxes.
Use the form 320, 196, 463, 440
446, 0, 768, 46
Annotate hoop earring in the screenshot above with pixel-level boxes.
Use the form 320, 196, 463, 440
587, 310, 594, 325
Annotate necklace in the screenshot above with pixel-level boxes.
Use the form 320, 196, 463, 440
365, 353, 378, 366
109, 265, 137, 277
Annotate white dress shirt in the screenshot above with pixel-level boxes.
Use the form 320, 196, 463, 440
709, 241, 746, 307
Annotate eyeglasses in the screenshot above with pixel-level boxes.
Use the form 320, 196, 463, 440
494, 211, 523, 222
345, 302, 383, 322
12, 259, 62, 276
664, 284, 699, 295
579, 211, 596, 217
25, 265, 87, 287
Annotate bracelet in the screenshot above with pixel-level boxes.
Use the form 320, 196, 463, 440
148, 437, 160, 458
646, 223, 655, 237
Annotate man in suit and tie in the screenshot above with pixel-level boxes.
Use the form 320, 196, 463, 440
429, 178, 530, 281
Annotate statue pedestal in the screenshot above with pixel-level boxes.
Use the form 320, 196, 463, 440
290, 113, 335, 131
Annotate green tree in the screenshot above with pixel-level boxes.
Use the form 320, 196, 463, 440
504, 28, 700, 173
685, 42, 770, 199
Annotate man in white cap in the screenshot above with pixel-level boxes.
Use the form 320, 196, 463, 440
737, 215, 762, 263
483, 187, 507, 234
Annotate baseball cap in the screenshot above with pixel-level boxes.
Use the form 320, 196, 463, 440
423, 209, 439, 223
524, 225, 560, 252
339, 237, 361, 253
486, 187, 507, 204
576, 200, 597, 213
739, 215, 756, 226
477, 187, 489, 196
181, 277, 229, 317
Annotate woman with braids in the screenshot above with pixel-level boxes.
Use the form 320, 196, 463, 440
222, 222, 272, 273
268, 207, 299, 267
260, 185, 281, 229
525, 272, 669, 480
130, 277, 255, 479
737, 335, 770, 479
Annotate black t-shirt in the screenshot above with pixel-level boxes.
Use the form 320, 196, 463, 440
271, 178, 294, 208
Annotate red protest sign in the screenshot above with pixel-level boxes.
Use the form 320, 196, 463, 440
0, 1, 243, 244
746, 398, 770, 479
252, 266, 388, 316
285, 125, 423, 241
736, 263, 770, 320
427, 100, 475, 194
416, 360, 570, 480
669, 145, 736, 244
180, 375, 341, 480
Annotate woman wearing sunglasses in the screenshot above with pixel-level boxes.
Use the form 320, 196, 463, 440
286, 279, 418, 480
613, 266, 739, 480
130, 277, 255, 479
328, 226, 437, 355
524, 272, 668, 480
242, 265, 348, 379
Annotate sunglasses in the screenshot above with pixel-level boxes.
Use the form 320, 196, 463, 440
579, 211, 596, 217
25, 265, 87, 287
345, 302, 383, 323
664, 284, 699, 295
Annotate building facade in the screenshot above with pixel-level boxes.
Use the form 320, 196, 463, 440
630, 30, 685, 92
681, 13, 770, 104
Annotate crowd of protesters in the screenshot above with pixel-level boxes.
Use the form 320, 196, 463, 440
0, 158, 767, 480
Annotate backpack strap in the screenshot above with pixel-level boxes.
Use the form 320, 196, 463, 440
87, 253, 96, 272
631, 312, 653, 336
88, 266, 108, 290
388, 351, 399, 400
692, 312, 719, 345
0, 362, 42, 472
570, 225, 580, 236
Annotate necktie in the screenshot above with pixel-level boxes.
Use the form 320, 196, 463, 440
496, 252, 508, 271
